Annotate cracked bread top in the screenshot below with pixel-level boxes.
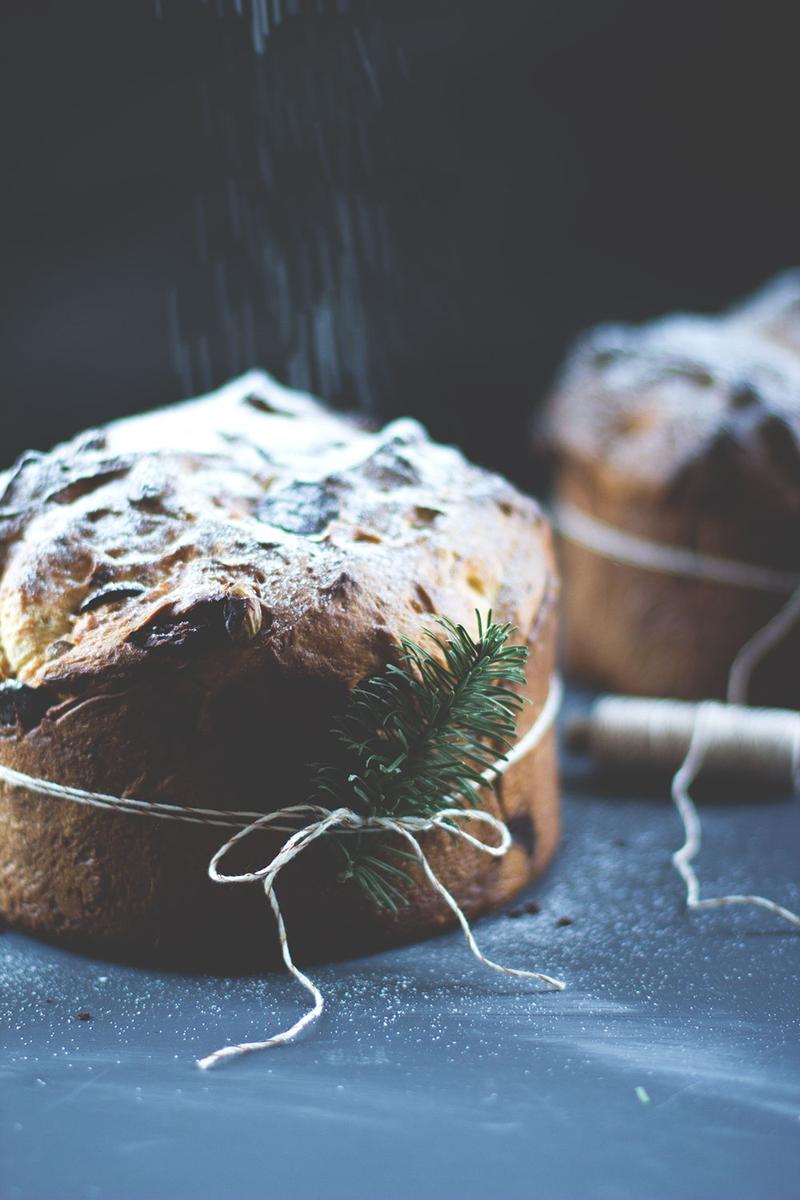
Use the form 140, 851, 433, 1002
0, 372, 554, 731
729, 269, 800, 357
544, 279, 800, 518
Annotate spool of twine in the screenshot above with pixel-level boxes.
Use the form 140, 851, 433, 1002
568, 696, 800, 788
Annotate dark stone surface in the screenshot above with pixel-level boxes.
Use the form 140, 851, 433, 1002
1, 695, 798, 1199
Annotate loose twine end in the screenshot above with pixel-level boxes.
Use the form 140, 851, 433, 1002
0, 676, 564, 1071
670, 702, 800, 932
556, 500, 800, 937
196, 677, 565, 1069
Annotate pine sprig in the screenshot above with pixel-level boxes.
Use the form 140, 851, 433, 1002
310, 612, 528, 910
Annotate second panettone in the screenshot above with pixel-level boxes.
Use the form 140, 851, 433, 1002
543, 276, 800, 705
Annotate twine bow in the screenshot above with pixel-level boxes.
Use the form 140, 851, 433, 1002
198, 802, 565, 1070
0, 673, 563, 1070
196, 674, 565, 1068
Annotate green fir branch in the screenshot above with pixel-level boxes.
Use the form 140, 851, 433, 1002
310, 612, 528, 911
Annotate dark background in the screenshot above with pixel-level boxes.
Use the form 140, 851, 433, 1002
1, 0, 798, 483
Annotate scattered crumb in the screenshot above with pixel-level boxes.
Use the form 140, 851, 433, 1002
635, 1086, 651, 1105
506, 900, 542, 919
556, 916, 574, 927
75, 1010, 93, 1022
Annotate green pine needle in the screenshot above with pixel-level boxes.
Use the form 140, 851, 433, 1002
310, 612, 528, 911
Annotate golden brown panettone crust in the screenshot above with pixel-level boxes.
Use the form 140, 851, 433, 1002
0, 373, 559, 966
544, 279, 800, 703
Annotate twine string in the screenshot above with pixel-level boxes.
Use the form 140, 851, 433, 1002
553, 502, 800, 594
383, 814, 566, 989
0, 677, 562, 834
555, 501, 800, 931
197, 804, 565, 1071
0, 676, 563, 1070
198, 806, 351, 1069
727, 584, 800, 706
197, 678, 565, 1069
670, 702, 800, 928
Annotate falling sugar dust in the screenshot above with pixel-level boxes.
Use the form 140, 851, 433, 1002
156, 0, 406, 416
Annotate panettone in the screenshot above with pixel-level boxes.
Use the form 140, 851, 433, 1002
543, 277, 800, 704
0, 372, 559, 967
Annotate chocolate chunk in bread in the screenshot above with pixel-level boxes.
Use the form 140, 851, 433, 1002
0, 680, 54, 732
